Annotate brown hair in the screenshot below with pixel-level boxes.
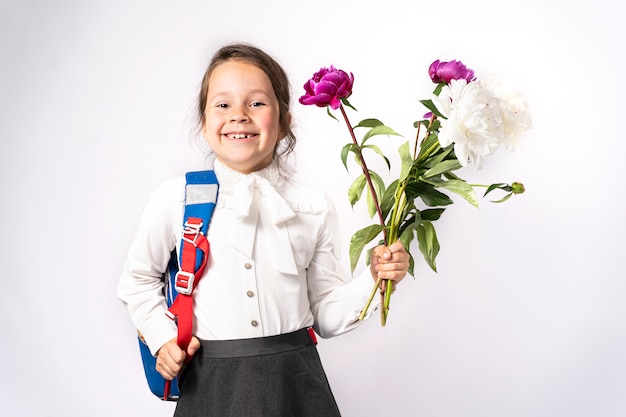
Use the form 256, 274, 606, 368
197, 43, 296, 164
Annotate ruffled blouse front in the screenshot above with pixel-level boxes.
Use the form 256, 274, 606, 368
118, 160, 379, 355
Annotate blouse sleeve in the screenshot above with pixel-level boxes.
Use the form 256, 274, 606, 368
117, 178, 183, 355
306, 195, 381, 339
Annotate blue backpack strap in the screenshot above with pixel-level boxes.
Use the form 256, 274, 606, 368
181, 170, 218, 236
138, 170, 219, 401
166, 170, 219, 302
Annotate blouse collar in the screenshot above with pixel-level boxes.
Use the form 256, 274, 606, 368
213, 158, 289, 190
212, 158, 298, 275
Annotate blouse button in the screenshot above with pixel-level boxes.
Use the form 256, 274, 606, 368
246, 290, 255, 298
244, 262, 252, 270
251, 320, 259, 327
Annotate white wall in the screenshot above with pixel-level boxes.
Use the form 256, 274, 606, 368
1, 1, 624, 416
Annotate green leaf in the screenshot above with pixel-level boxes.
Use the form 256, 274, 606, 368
326, 106, 339, 122
443, 170, 462, 181
340, 143, 358, 171
433, 82, 445, 96
419, 99, 446, 119
347, 174, 367, 207
364, 246, 374, 267
398, 141, 413, 182
418, 133, 439, 159
425, 144, 455, 167
420, 208, 445, 221
380, 179, 399, 220
350, 152, 364, 169
416, 221, 440, 272
399, 227, 414, 254
362, 144, 391, 170
349, 224, 386, 274
341, 97, 358, 112
366, 171, 386, 218
355, 118, 384, 128
414, 118, 437, 129
422, 159, 463, 179
397, 212, 416, 235
484, 183, 512, 197
434, 179, 479, 208
490, 192, 513, 203
362, 125, 403, 142
405, 182, 454, 207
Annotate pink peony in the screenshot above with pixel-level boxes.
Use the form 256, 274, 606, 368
429, 59, 475, 84
299, 66, 354, 110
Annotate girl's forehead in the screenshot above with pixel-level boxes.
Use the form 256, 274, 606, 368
211, 60, 267, 81
208, 61, 274, 95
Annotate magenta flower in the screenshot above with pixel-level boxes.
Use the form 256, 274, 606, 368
299, 65, 354, 110
428, 59, 475, 84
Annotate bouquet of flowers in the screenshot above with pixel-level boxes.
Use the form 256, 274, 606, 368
299, 59, 531, 325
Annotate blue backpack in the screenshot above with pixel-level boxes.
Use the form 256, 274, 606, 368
137, 170, 219, 401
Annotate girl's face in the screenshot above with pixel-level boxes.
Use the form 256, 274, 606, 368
202, 60, 286, 174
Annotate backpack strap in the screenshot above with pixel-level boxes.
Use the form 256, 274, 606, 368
163, 170, 219, 399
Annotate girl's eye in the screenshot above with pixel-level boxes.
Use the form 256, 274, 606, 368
251, 101, 265, 107
216, 103, 229, 109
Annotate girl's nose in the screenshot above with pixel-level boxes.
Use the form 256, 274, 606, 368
230, 105, 249, 123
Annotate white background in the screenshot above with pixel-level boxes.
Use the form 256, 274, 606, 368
1, 1, 625, 416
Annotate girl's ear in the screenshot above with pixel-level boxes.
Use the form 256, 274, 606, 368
280, 112, 292, 140
201, 118, 208, 138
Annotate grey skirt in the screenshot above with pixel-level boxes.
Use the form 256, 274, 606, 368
173, 328, 342, 417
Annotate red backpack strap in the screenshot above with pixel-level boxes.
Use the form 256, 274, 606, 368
162, 170, 218, 400
166, 217, 210, 351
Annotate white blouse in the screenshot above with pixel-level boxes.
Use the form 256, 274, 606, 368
118, 160, 379, 355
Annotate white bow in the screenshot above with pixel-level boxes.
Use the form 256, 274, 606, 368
229, 174, 298, 275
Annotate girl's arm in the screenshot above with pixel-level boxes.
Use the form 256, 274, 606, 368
306, 197, 409, 338
117, 177, 184, 355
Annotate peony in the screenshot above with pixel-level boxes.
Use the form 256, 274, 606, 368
433, 79, 504, 169
429, 59, 475, 84
299, 66, 354, 110
479, 75, 532, 152
300, 59, 529, 326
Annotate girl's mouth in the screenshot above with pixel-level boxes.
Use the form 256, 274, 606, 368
224, 133, 257, 139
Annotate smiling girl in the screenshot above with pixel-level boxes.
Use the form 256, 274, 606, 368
118, 43, 409, 417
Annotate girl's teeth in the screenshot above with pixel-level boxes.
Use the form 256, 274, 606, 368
231, 134, 250, 139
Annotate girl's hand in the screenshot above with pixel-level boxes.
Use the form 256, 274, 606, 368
369, 240, 410, 292
155, 336, 201, 380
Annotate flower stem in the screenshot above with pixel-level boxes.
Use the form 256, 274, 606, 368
339, 105, 388, 243
359, 276, 383, 321
388, 182, 407, 243
382, 279, 393, 325
339, 104, 403, 325
417, 140, 440, 165
415, 115, 438, 164
413, 114, 436, 159
413, 119, 422, 159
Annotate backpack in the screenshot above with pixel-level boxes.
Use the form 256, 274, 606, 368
137, 170, 219, 401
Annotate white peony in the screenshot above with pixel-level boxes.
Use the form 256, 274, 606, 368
479, 75, 532, 152
432, 79, 504, 169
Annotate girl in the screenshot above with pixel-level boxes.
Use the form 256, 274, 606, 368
118, 43, 410, 417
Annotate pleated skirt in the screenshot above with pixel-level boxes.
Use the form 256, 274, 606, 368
173, 328, 342, 417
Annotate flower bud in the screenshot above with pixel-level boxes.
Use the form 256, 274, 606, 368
511, 182, 525, 194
